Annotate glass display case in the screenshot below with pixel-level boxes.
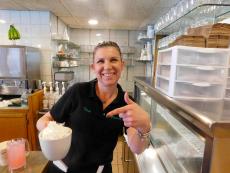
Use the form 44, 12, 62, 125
136, 88, 205, 173
134, 76, 230, 173
155, 3, 230, 35
155, 3, 230, 49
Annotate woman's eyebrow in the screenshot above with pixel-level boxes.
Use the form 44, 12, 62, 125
111, 56, 120, 59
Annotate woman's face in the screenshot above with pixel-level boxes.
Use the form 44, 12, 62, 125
91, 46, 124, 87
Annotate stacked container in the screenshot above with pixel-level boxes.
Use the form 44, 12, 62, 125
155, 46, 230, 99
226, 67, 230, 99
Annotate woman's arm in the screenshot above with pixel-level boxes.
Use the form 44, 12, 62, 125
107, 92, 151, 154
126, 127, 150, 154
36, 112, 54, 131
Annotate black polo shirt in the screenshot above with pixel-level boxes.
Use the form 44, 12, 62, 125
50, 79, 127, 172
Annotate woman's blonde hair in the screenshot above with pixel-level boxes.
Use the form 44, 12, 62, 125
93, 41, 122, 60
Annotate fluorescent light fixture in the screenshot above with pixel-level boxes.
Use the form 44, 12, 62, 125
96, 33, 101, 37
88, 19, 98, 25
0, 19, 6, 23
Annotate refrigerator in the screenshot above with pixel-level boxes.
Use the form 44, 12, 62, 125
0, 45, 41, 96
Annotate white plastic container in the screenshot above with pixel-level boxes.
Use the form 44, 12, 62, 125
157, 65, 171, 78
176, 66, 227, 83
174, 82, 224, 98
157, 46, 229, 66
156, 46, 230, 99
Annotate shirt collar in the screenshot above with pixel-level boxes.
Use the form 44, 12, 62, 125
88, 78, 124, 103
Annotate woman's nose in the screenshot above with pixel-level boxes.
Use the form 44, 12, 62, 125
104, 61, 112, 69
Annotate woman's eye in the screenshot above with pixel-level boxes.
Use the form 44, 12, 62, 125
111, 59, 118, 62
97, 60, 104, 63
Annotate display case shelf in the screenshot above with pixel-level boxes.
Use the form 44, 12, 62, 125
137, 37, 153, 43
135, 59, 153, 63
156, 4, 230, 35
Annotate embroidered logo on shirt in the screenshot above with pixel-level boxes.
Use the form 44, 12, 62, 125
111, 116, 122, 121
83, 106, 92, 113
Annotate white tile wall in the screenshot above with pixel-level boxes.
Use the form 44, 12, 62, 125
20, 11, 30, 25
70, 29, 90, 45
10, 11, 21, 24
30, 11, 41, 25
40, 25, 51, 38
90, 29, 109, 45
110, 30, 129, 46
40, 11, 50, 25
0, 10, 52, 82
40, 49, 53, 64
0, 10, 10, 23
50, 13, 69, 40
50, 13, 57, 35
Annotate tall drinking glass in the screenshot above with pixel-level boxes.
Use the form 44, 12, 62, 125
7, 138, 30, 173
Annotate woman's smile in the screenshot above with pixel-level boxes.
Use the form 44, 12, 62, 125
91, 47, 124, 87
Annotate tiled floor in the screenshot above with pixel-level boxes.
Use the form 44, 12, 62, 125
112, 139, 124, 173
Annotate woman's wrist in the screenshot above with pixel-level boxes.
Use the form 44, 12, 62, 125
137, 122, 152, 134
137, 123, 152, 140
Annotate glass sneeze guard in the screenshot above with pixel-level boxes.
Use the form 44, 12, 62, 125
156, 3, 230, 35
138, 89, 205, 173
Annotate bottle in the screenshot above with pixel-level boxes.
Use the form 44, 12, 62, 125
55, 82, 59, 95
48, 82, 55, 109
42, 82, 47, 95
61, 82, 65, 95
49, 82, 53, 94
42, 82, 49, 109
21, 90, 29, 105
54, 82, 61, 103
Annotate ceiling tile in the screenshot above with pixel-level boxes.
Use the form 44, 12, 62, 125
0, 0, 181, 29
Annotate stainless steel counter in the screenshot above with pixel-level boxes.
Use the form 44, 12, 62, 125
134, 76, 230, 173
124, 134, 166, 173
134, 76, 230, 138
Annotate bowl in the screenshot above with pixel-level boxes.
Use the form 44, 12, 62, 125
38, 127, 72, 161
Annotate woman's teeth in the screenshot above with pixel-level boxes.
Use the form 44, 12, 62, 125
103, 73, 113, 77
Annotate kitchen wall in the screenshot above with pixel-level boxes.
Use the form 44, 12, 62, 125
0, 10, 53, 82
0, 10, 149, 92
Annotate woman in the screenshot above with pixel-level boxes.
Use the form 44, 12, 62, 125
37, 41, 151, 173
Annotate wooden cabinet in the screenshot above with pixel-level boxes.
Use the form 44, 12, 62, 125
0, 90, 43, 150
0, 108, 28, 141
27, 90, 43, 150
123, 140, 139, 173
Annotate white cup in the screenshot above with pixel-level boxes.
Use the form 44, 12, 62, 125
39, 128, 72, 161
0, 141, 8, 166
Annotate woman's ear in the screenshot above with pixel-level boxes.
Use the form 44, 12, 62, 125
121, 60, 125, 70
90, 63, 94, 71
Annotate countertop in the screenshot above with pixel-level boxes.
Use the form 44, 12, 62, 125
134, 76, 230, 137
124, 134, 166, 173
0, 105, 28, 110
0, 151, 48, 173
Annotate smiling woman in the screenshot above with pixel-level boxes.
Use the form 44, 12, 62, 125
91, 42, 124, 90
36, 41, 151, 173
